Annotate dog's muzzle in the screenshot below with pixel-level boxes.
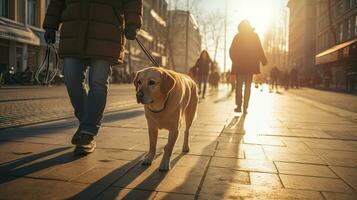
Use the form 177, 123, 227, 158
136, 91, 144, 103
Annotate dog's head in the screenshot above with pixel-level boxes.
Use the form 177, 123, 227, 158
134, 67, 176, 104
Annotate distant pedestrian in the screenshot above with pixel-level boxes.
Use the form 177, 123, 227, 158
270, 66, 279, 91
290, 68, 299, 89
43, 0, 143, 154
194, 50, 213, 99
229, 20, 267, 114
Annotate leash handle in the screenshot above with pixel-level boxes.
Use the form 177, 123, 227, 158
135, 38, 160, 67
35, 44, 59, 85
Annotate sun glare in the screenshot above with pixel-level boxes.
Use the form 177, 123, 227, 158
231, 0, 282, 37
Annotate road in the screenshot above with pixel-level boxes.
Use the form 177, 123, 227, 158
0, 84, 138, 129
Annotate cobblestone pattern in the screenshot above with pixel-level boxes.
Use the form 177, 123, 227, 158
0, 85, 138, 129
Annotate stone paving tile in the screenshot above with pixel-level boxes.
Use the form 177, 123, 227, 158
313, 149, 357, 167
249, 172, 283, 188
0, 176, 105, 199
330, 166, 357, 191
154, 192, 194, 200
243, 144, 267, 160
322, 192, 357, 200
303, 139, 357, 151
275, 162, 337, 178
210, 157, 277, 173
289, 129, 334, 139
199, 184, 324, 200
279, 174, 354, 193
268, 153, 326, 165
214, 142, 245, 158
97, 187, 156, 200
200, 167, 250, 194
243, 135, 285, 146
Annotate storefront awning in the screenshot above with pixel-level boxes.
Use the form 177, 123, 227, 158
316, 38, 357, 65
0, 17, 40, 45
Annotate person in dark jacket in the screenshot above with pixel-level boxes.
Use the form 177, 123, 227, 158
230, 20, 267, 114
43, 0, 143, 154
195, 50, 213, 99
270, 66, 279, 92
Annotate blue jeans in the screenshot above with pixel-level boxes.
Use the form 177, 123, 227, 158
236, 74, 253, 109
63, 57, 111, 135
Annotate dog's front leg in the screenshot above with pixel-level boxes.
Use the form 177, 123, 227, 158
142, 128, 158, 165
159, 129, 179, 171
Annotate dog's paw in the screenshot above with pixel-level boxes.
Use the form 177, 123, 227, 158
182, 145, 190, 153
159, 160, 171, 171
142, 153, 155, 165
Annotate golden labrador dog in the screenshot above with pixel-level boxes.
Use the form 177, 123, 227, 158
134, 67, 198, 171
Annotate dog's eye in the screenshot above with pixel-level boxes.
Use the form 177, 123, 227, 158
148, 80, 156, 85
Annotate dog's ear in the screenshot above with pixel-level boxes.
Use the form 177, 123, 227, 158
133, 71, 140, 91
161, 70, 176, 95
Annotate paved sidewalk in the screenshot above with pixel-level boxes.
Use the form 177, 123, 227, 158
0, 86, 357, 199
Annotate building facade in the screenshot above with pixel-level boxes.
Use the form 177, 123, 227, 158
315, 0, 357, 91
0, 0, 50, 74
287, 0, 317, 76
125, 0, 168, 73
168, 10, 201, 74
0, 0, 168, 77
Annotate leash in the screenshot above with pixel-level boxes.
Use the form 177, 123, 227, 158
135, 38, 160, 67
35, 44, 59, 85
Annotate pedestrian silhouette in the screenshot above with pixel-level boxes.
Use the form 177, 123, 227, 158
270, 66, 280, 92
194, 50, 213, 99
229, 20, 267, 114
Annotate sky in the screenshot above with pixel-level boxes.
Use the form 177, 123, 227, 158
169, 0, 289, 72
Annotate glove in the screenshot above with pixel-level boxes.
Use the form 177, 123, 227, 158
44, 28, 56, 44
124, 24, 139, 40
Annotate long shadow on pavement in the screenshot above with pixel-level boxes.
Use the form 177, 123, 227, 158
0, 147, 74, 184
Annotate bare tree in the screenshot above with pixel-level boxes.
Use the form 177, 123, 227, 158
199, 12, 224, 62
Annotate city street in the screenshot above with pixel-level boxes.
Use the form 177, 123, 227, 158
0, 85, 357, 199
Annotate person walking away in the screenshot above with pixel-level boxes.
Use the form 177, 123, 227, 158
270, 66, 279, 92
195, 50, 213, 99
229, 20, 267, 114
43, 0, 143, 154
290, 67, 299, 89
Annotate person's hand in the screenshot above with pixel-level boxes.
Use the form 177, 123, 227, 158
125, 24, 139, 40
44, 28, 56, 44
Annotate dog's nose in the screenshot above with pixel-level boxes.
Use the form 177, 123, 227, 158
136, 91, 144, 103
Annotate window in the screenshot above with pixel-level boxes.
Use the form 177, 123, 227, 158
0, 0, 8, 18
27, 0, 38, 26
347, 18, 352, 39
338, 23, 343, 43
345, 0, 351, 9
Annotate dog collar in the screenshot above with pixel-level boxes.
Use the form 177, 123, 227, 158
148, 93, 170, 113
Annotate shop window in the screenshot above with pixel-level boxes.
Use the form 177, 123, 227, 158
28, 0, 38, 26
0, 0, 9, 18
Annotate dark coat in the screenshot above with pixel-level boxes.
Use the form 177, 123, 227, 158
195, 57, 212, 76
229, 31, 267, 75
43, 0, 143, 64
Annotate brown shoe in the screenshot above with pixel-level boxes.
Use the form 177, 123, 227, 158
74, 134, 96, 155
71, 129, 82, 145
